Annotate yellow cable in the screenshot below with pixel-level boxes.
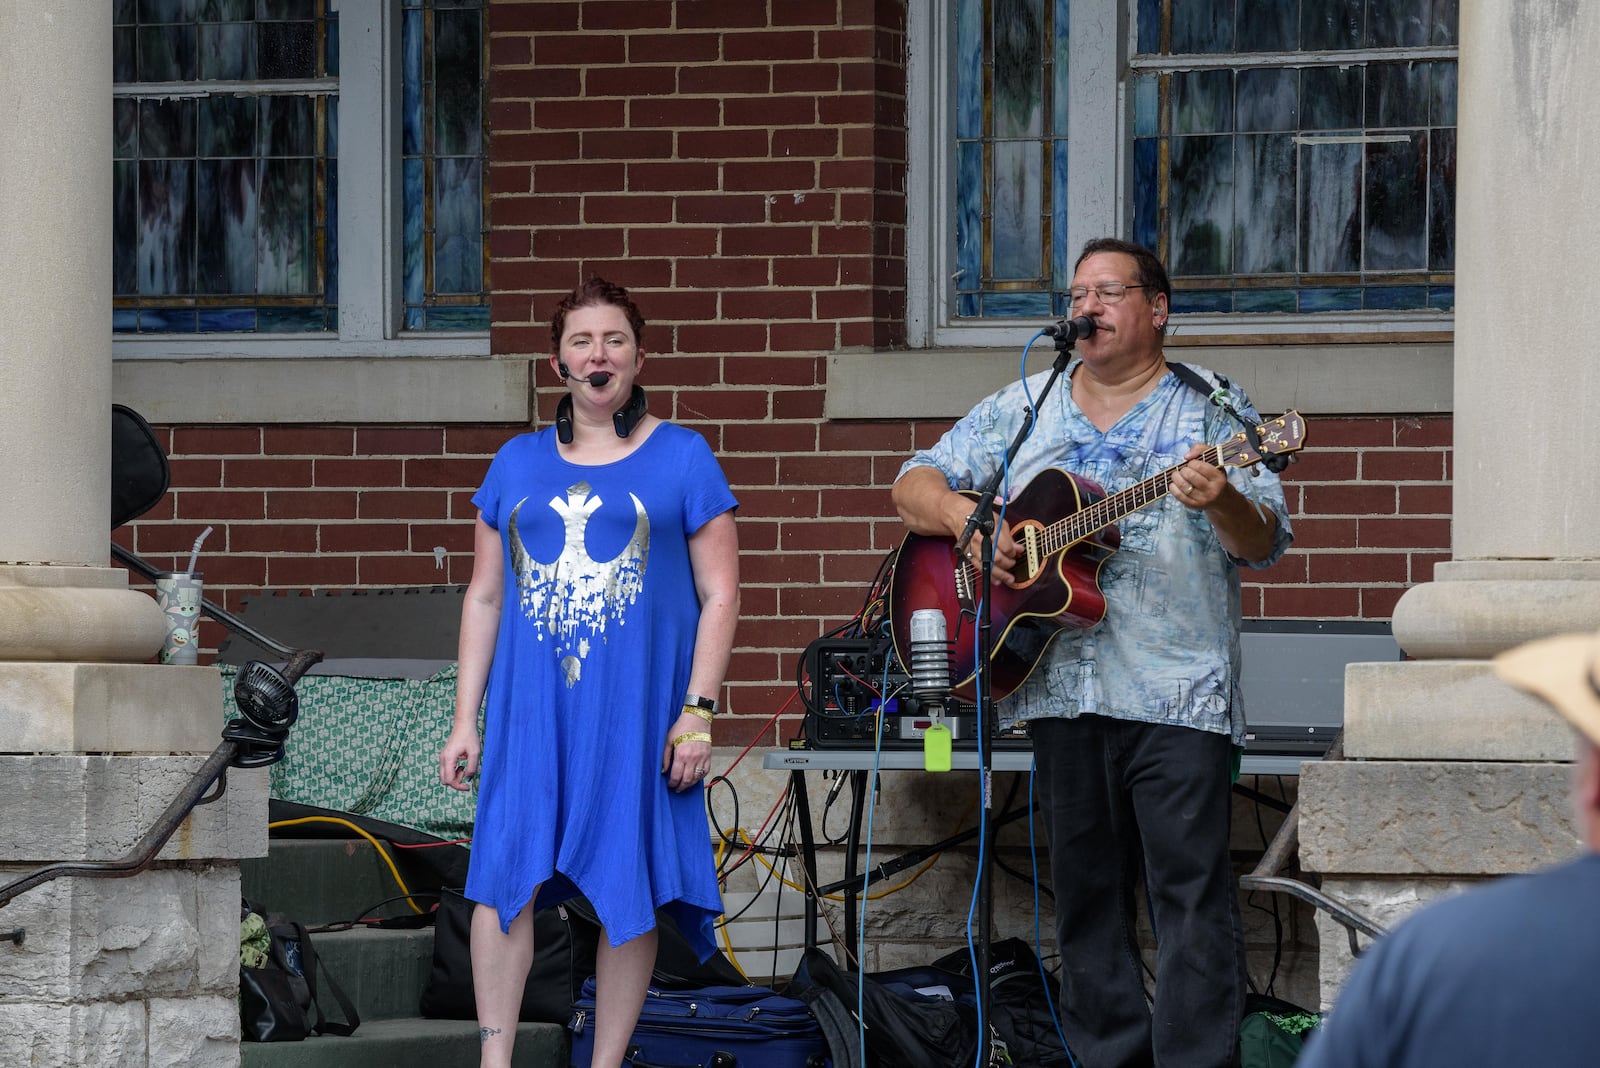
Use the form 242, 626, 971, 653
732, 785, 980, 901
716, 915, 752, 981
268, 816, 424, 915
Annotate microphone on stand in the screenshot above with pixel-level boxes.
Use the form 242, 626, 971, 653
1043, 315, 1097, 342
908, 608, 954, 772
908, 608, 951, 697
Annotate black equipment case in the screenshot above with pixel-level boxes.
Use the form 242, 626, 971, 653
568, 978, 830, 1068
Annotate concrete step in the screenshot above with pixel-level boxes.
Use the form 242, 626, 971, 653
304, 925, 435, 1021
239, 1018, 567, 1068
242, 837, 450, 927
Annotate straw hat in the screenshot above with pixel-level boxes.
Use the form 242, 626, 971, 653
1494, 632, 1600, 747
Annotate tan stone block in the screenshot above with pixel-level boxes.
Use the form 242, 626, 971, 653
0, 999, 147, 1068
0, 756, 268, 862
148, 995, 241, 1068
194, 867, 243, 993
0, 662, 224, 754
0, 588, 166, 663
1312, 876, 1478, 1009
1299, 760, 1578, 875
1343, 660, 1575, 761
0, 565, 131, 590
1393, 576, 1600, 659
0, 869, 223, 1003
0, 1000, 71, 1068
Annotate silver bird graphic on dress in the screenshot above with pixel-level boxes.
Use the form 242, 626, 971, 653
508, 480, 650, 686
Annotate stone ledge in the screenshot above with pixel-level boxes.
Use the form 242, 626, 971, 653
114, 356, 530, 425
0, 566, 133, 590
1299, 760, 1578, 875
0, 588, 167, 663
1344, 660, 1576, 761
0, 663, 224, 754
1393, 578, 1600, 659
0, 756, 267, 862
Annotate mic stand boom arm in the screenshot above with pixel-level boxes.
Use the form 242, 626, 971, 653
956, 331, 1077, 1060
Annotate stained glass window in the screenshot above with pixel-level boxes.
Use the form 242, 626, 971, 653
112, 1, 488, 336
1132, 0, 1458, 314
950, 0, 1459, 324
112, 0, 339, 333
402, 0, 489, 331
954, 0, 1072, 320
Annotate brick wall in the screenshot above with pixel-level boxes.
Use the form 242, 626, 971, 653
119, 410, 1453, 757
117, 1, 1454, 761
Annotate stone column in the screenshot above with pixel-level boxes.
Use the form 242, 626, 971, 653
1299, 3, 1600, 1006
0, 4, 264, 1064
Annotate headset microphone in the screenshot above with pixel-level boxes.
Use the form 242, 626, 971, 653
558, 361, 614, 388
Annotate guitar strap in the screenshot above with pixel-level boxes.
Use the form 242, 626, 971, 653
1165, 360, 1228, 403
1168, 361, 1290, 474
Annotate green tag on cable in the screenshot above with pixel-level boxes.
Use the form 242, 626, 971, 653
924, 722, 952, 772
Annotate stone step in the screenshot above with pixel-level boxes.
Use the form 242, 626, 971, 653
242, 837, 452, 927
301, 925, 436, 1022
239, 1018, 567, 1068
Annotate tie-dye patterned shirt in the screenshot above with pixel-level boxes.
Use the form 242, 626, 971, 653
897, 361, 1292, 743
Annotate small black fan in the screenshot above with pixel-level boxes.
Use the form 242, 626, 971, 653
225, 660, 303, 768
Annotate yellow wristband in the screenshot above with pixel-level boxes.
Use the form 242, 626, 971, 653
671, 730, 712, 747
681, 704, 715, 725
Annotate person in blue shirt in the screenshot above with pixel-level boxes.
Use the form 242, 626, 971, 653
893, 238, 1293, 1068
1296, 629, 1600, 1068
438, 278, 740, 1068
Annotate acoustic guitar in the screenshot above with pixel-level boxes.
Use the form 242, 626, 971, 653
888, 411, 1306, 703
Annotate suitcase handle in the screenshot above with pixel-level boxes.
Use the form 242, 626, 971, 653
625, 1047, 737, 1068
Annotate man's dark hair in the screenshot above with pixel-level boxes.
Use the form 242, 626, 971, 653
1074, 237, 1171, 306
549, 276, 646, 352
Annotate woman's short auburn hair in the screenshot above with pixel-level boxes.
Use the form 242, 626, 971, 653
549, 277, 646, 352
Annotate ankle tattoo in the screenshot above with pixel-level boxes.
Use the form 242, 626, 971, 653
479, 1026, 502, 1043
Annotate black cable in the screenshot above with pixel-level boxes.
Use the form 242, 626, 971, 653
717, 782, 796, 885
770, 798, 796, 984
716, 786, 793, 926
308, 891, 444, 933
820, 771, 857, 847
996, 855, 1053, 899
706, 774, 742, 859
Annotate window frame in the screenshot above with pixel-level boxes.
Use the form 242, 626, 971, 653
905, 0, 1458, 349
111, 2, 488, 361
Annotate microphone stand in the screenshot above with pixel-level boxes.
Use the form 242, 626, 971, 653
953, 326, 1081, 1061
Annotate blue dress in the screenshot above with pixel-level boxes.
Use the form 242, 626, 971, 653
464, 422, 736, 958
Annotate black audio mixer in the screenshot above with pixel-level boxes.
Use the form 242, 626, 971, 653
801, 636, 1028, 750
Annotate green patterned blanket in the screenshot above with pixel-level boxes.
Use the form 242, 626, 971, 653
221, 663, 478, 841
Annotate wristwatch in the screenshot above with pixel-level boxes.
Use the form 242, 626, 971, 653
683, 693, 718, 715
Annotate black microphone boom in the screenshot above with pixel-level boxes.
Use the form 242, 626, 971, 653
1044, 315, 1096, 341
558, 361, 614, 387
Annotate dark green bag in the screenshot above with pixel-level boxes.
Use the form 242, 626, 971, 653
1239, 994, 1319, 1068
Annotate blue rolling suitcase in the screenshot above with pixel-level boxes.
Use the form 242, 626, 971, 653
567, 978, 831, 1068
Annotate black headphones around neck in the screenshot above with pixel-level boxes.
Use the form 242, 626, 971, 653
555, 385, 648, 444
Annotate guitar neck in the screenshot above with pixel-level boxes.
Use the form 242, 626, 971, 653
1043, 444, 1223, 552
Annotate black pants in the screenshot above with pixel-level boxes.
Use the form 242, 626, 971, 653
1032, 715, 1246, 1068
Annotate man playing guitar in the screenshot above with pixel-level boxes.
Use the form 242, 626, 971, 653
891, 238, 1293, 1068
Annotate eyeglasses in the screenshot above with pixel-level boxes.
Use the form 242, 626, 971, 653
1068, 283, 1150, 308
